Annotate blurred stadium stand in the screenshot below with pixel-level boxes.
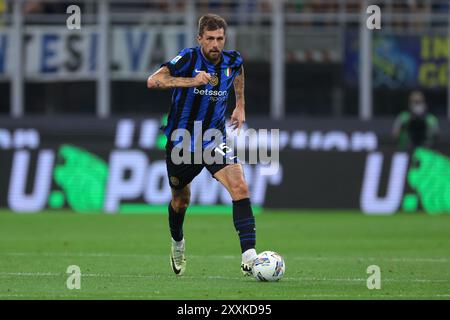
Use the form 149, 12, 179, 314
0, 0, 449, 120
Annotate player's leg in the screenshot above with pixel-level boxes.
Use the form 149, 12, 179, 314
169, 184, 190, 242
165, 142, 203, 276
212, 163, 258, 276
168, 184, 190, 275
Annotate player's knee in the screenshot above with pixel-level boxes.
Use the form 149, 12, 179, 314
172, 198, 190, 212
172, 193, 190, 212
171, 186, 191, 212
229, 180, 249, 199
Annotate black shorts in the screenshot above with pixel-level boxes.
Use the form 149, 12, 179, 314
165, 143, 239, 190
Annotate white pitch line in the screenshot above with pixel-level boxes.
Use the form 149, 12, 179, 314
0, 293, 449, 299
288, 256, 450, 263
0, 272, 59, 277
0, 272, 448, 284
284, 277, 450, 283
0, 252, 162, 259
0, 252, 237, 260
1, 252, 449, 263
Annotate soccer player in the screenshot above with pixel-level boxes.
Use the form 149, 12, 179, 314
147, 14, 257, 276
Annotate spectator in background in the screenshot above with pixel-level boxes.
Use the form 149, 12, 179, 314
24, 1, 80, 14
391, 0, 430, 31
392, 91, 439, 150
408, 0, 431, 31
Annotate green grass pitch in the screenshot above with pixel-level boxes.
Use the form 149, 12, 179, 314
0, 210, 449, 300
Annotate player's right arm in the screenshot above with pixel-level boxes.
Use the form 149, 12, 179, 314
147, 66, 211, 89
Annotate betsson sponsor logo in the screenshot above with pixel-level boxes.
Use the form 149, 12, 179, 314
193, 87, 228, 96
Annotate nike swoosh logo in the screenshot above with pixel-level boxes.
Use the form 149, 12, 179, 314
171, 256, 182, 274
195, 69, 202, 73
229, 156, 237, 160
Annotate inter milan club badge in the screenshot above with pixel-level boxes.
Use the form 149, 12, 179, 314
209, 74, 219, 86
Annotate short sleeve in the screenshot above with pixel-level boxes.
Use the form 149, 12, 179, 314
161, 48, 192, 77
234, 51, 244, 74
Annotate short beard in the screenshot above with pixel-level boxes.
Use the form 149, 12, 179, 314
207, 53, 220, 63
205, 51, 220, 62
201, 47, 221, 63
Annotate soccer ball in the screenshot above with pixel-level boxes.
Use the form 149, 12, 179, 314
252, 251, 285, 282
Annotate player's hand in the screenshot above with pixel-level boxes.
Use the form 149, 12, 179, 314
229, 106, 245, 134
193, 71, 211, 86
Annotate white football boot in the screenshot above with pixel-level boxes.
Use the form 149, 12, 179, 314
170, 238, 186, 276
240, 248, 258, 276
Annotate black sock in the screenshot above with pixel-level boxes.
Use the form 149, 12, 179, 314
168, 203, 186, 242
232, 198, 256, 253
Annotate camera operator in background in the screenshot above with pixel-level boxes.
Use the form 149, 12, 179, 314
392, 91, 439, 150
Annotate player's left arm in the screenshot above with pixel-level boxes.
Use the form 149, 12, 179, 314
230, 66, 245, 131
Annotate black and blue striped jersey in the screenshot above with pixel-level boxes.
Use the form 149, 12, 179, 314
161, 46, 243, 150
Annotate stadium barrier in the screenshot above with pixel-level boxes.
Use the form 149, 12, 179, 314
1, 117, 449, 214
